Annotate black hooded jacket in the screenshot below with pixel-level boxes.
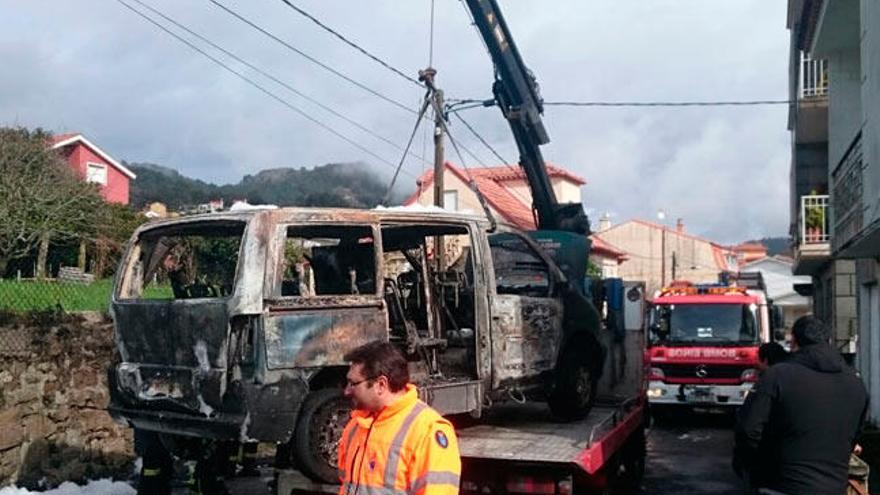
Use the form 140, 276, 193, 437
735, 343, 868, 495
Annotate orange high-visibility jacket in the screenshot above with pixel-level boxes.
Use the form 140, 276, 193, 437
337, 384, 461, 495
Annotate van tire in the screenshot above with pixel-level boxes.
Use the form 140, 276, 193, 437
548, 348, 597, 421
293, 388, 352, 483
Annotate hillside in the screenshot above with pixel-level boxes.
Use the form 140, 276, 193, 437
126, 162, 395, 209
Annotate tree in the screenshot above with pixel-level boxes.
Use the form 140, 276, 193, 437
0, 127, 105, 277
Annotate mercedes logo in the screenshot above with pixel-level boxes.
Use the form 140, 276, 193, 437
695, 364, 708, 378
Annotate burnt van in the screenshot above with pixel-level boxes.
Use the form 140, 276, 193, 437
108, 207, 604, 482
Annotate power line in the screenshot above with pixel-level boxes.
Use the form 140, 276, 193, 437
207, 0, 419, 115
114, 0, 418, 179
428, 0, 436, 67
543, 99, 791, 107
447, 98, 791, 110
451, 113, 537, 209
274, 0, 422, 87
127, 0, 430, 167
383, 92, 432, 205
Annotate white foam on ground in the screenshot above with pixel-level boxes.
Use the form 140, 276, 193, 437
0, 479, 135, 495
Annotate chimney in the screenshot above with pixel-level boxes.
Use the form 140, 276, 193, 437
676, 218, 684, 233
598, 213, 612, 231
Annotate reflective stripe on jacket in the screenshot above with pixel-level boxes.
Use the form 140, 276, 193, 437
338, 384, 461, 495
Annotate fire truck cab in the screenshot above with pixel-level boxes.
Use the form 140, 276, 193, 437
645, 277, 775, 410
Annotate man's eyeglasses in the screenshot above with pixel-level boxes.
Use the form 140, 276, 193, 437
346, 377, 375, 388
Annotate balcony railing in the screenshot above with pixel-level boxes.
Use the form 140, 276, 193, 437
800, 194, 830, 245
800, 54, 828, 99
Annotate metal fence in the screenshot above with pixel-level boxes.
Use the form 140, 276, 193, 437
0, 276, 113, 314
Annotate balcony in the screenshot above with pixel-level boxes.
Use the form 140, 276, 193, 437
793, 194, 831, 275
793, 55, 829, 144
799, 55, 828, 99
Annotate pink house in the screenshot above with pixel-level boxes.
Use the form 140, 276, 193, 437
49, 133, 136, 205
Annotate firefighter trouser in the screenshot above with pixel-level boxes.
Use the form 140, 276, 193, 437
135, 429, 173, 495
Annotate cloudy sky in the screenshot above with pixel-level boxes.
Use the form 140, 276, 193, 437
1, 0, 790, 243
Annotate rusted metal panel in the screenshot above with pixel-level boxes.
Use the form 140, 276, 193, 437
264, 308, 387, 368
490, 295, 563, 388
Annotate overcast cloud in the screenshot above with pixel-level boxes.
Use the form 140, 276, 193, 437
0, 0, 790, 244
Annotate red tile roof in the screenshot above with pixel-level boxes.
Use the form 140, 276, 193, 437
466, 163, 586, 185
403, 162, 537, 229
590, 234, 628, 262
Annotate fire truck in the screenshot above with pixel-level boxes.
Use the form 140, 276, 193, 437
645, 274, 781, 411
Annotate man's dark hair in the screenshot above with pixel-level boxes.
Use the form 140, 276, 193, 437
792, 315, 830, 347
344, 341, 409, 392
758, 342, 788, 366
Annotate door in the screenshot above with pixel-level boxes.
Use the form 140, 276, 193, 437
487, 232, 563, 388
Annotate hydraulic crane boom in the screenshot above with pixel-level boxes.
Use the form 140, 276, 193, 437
464, 0, 590, 235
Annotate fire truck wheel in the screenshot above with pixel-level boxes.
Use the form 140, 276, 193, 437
292, 388, 352, 483
548, 347, 598, 421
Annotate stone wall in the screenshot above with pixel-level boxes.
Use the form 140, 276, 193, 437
0, 311, 133, 489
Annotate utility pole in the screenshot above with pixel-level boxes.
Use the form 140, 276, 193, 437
420, 67, 445, 270
661, 228, 666, 287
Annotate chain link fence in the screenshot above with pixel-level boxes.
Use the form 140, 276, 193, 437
0, 276, 113, 313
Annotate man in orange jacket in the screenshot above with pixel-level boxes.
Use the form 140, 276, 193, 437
338, 341, 461, 495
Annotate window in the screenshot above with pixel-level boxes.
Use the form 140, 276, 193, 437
86, 162, 108, 185
650, 303, 758, 344
488, 232, 551, 297
443, 190, 459, 211
279, 225, 376, 297
119, 221, 245, 300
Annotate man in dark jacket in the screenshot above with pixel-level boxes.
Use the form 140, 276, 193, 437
734, 315, 868, 495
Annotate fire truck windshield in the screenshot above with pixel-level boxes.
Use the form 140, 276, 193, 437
649, 303, 759, 345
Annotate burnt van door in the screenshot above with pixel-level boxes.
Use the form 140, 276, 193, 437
487, 232, 563, 388
262, 224, 387, 369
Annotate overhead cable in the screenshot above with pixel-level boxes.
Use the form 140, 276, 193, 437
383, 92, 432, 205
207, 0, 418, 115
127, 0, 429, 166
448, 98, 791, 109
275, 0, 422, 87
451, 112, 538, 209
115, 0, 416, 178
544, 100, 791, 107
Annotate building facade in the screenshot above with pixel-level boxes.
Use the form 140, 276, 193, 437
49, 133, 135, 205
788, 0, 880, 421
741, 256, 813, 336
596, 219, 738, 295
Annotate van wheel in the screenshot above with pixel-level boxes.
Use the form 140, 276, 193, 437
548, 348, 597, 421
293, 388, 351, 483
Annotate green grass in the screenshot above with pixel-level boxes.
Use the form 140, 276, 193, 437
0, 279, 174, 312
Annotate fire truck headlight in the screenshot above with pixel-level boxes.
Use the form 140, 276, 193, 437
647, 387, 665, 398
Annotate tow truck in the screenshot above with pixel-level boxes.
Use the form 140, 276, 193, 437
645, 273, 781, 412
276, 0, 649, 493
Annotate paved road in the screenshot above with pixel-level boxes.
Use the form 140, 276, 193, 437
641, 410, 746, 495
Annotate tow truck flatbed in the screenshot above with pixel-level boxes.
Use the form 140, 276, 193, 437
457, 397, 643, 474
275, 396, 646, 495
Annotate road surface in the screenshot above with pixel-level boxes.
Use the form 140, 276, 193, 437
641, 409, 745, 494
